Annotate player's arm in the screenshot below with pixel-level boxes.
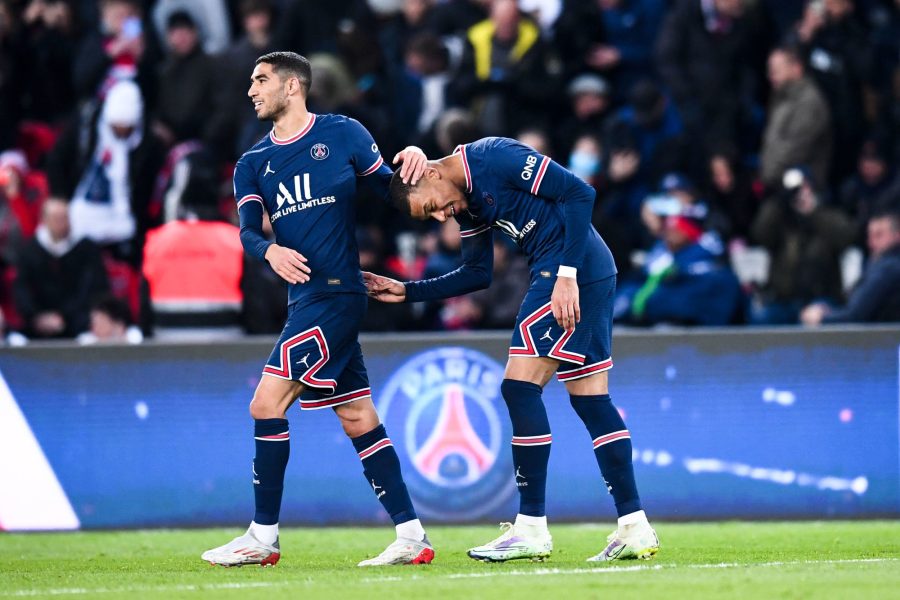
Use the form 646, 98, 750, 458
344, 118, 426, 200
498, 141, 597, 330
365, 219, 494, 303
234, 160, 310, 284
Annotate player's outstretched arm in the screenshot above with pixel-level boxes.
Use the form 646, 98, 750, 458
265, 244, 311, 285
363, 272, 406, 303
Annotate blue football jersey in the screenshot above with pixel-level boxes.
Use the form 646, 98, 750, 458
234, 113, 391, 304
458, 137, 616, 280
405, 137, 616, 303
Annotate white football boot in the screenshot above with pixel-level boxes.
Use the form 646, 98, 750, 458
587, 522, 659, 561
357, 536, 435, 567
201, 527, 281, 567
467, 522, 553, 562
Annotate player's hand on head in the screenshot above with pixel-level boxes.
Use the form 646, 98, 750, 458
393, 146, 428, 185
551, 276, 580, 332
362, 271, 406, 303
265, 244, 311, 285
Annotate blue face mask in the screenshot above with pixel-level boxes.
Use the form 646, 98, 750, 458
568, 151, 600, 179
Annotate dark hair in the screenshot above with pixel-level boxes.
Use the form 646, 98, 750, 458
166, 9, 196, 31
92, 296, 133, 326
871, 209, 900, 232
240, 0, 272, 18
389, 169, 414, 215
255, 51, 311, 96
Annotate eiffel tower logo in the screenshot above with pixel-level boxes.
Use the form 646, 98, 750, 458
413, 384, 494, 486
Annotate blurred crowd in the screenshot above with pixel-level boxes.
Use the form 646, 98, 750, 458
1, 0, 899, 344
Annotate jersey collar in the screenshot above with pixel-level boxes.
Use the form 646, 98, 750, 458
270, 113, 316, 145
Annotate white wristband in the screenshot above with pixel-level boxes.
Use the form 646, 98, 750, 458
557, 265, 577, 279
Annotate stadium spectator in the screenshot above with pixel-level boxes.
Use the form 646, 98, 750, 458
0, 150, 48, 265
555, 73, 613, 160
517, 128, 553, 157
838, 137, 900, 246
152, 10, 217, 146
13, 197, 110, 339
77, 295, 143, 344
20, 0, 79, 125
567, 133, 603, 188
760, 46, 833, 189
625, 206, 743, 326
705, 142, 761, 242
152, 0, 231, 56
750, 167, 856, 324
142, 194, 243, 340
656, 0, 767, 149
72, 0, 159, 104
47, 79, 165, 265
801, 210, 900, 325
451, 0, 555, 136
793, 0, 872, 184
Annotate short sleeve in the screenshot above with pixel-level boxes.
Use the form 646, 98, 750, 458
233, 159, 263, 210
345, 118, 385, 176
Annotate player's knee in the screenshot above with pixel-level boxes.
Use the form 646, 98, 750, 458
249, 395, 279, 420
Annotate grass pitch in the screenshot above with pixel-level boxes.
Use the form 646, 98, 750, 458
2, 521, 899, 599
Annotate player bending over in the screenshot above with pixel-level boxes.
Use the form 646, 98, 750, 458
202, 52, 433, 568
366, 137, 659, 562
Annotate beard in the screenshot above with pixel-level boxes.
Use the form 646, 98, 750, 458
257, 93, 288, 121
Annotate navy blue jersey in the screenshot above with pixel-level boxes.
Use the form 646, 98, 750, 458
234, 113, 392, 304
405, 137, 616, 303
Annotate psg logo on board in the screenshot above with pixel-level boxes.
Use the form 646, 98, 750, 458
310, 143, 329, 160
377, 347, 515, 520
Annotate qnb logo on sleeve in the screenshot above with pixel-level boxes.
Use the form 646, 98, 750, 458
521, 155, 538, 180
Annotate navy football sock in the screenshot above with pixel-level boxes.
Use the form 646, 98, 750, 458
570, 394, 641, 517
253, 418, 290, 525
352, 424, 418, 525
502, 379, 551, 518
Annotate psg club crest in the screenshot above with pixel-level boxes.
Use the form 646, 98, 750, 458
377, 347, 515, 520
310, 143, 329, 160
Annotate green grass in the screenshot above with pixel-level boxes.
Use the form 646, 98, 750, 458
1, 522, 899, 599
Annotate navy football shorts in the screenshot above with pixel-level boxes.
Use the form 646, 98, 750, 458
263, 293, 371, 410
509, 274, 615, 382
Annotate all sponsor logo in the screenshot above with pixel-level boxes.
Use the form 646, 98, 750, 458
377, 347, 515, 520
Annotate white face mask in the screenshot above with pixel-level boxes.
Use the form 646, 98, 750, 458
568, 151, 600, 179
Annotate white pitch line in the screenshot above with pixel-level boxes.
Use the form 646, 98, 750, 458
362, 557, 900, 584
3, 558, 898, 597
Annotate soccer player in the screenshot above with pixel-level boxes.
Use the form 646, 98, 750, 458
201, 52, 434, 567
365, 137, 659, 562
